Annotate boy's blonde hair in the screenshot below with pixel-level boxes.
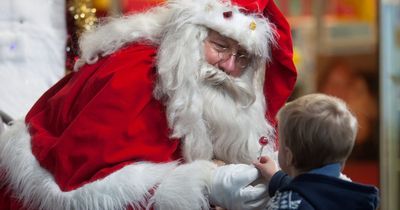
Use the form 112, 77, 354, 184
278, 93, 358, 172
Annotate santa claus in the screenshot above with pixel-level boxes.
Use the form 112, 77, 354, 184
0, 0, 296, 209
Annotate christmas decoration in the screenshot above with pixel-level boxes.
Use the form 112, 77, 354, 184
66, 0, 99, 71
68, 0, 98, 34
92, 0, 110, 14
250, 21, 257, 30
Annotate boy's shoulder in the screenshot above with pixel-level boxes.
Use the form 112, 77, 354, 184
266, 189, 314, 210
279, 173, 379, 210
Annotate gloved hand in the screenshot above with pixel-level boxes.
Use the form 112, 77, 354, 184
209, 164, 268, 210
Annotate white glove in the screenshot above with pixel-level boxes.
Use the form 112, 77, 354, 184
209, 164, 268, 210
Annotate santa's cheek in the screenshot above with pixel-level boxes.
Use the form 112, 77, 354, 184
204, 50, 220, 66
222, 67, 242, 78
229, 69, 243, 77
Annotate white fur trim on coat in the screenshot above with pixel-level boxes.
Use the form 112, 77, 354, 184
75, 6, 172, 70
0, 121, 217, 210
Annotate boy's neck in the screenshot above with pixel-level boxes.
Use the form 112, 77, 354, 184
287, 166, 301, 177
292, 170, 304, 177
289, 163, 342, 178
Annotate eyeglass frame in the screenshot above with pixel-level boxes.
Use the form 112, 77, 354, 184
205, 36, 252, 70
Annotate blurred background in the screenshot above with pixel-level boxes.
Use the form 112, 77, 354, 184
0, 0, 398, 209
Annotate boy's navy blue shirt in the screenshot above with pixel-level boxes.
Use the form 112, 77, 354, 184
266, 163, 379, 210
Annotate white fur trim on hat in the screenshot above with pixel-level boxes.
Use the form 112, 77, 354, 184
169, 0, 276, 58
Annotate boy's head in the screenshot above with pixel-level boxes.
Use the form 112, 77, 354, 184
277, 93, 358, 175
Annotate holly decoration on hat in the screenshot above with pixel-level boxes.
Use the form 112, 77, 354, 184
223, 11, 233, 19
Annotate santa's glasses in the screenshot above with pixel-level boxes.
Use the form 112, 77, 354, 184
206, 39, 252, 70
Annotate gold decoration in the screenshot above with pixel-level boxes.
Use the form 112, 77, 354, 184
68, 0, 98, 35
92, 0, 110, 13
249, 21, 257, 31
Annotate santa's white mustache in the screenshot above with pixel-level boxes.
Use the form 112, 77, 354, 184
199, 63, 256, 108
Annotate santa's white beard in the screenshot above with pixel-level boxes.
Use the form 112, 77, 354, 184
197, 63, 275, 164
157, 60, 275, 164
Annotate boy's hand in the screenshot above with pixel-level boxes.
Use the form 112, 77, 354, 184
212, 159, 226, 166
253, 156, 279, 182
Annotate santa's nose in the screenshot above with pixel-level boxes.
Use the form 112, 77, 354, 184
219, 55, 240, 77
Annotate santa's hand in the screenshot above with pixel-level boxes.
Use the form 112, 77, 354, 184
209, 164, 268, 210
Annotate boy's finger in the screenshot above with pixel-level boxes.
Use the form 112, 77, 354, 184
255, 156, 272, 164
259, 156, 268, 164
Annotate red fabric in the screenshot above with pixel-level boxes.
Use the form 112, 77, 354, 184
263, 0, 297, 125
25, 44, 181, 191
231, 0, 269, 13
122, 0, 164, 14
0, 180, 26, 210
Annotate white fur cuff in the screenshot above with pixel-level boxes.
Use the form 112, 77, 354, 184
149, 160, 218, 210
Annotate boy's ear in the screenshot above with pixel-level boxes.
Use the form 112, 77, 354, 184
284, 147, 293, 166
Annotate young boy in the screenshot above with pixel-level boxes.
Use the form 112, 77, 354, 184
254, 93, 379, 210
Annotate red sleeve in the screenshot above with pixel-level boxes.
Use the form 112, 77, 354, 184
0, 184, 25, 210
26, 44, 180, 192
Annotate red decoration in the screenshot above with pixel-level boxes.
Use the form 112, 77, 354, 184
223, 11, 233, 18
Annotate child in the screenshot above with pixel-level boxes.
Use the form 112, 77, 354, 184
254, 93, 379, 210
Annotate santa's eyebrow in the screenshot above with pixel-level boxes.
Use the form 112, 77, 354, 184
208, 30, 249, 53
210, 35, 228, 44
237, 46, 247, 52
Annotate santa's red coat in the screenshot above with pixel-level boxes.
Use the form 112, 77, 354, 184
27, 44, 182, 191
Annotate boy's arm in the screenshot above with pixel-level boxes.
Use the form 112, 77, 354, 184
268, 170, 292, 197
